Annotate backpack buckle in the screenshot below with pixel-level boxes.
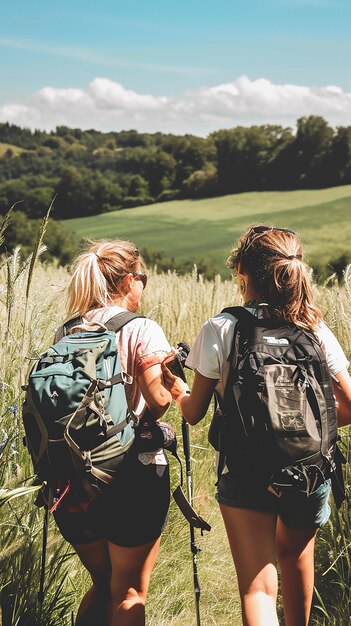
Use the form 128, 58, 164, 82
121, 372, 133, 385
84, 450, 93, 474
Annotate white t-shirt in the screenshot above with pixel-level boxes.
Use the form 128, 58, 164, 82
186, 309, 349, 401
71, 306, 171, 419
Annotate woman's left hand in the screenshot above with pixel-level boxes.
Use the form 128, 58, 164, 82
161, 361, 190, 401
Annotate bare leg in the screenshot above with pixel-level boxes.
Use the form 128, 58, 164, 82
108, 537, 161, 626
220, 505, 279, 626
72, 540, 111, 626
276, 517, 317, 626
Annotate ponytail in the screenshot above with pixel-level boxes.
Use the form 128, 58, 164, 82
67, 239, 142, 316
228, 226, 322, 331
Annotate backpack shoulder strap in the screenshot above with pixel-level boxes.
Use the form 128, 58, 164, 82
222, 305, 256, 324
54, 316, 82, 343
222, 305, 269, 332
105, 312, 145, 333
54, 312, 145, 342
221, 306, 258, 361
215, 306, 251, 480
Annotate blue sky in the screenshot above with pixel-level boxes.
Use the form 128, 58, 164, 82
0, 0, 350, 134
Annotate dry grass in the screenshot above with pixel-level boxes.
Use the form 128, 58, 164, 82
0, 256, 350, 625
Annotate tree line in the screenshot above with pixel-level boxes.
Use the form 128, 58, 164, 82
0, 115, 350, 266
0, 116, 350, 220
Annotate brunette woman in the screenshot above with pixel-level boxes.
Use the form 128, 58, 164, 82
162, 225, 351, 626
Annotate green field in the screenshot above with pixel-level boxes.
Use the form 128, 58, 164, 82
66, 186, 351, 276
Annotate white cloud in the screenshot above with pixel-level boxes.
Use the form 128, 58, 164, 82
88, 78, 169, 112
1, 75, 350, 135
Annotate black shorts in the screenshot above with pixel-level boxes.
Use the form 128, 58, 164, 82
53, 453, 170, 548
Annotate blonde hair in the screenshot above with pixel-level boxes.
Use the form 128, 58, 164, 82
67, 239, 143, 316
227, 225, 322, 331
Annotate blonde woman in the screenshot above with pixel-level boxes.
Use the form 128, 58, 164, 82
54, 240, 173, 626
162, 226, 351, 626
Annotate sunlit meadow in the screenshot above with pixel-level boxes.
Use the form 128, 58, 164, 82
0, 240, 350, 624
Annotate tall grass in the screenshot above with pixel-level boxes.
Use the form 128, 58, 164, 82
0, 250, 350, 624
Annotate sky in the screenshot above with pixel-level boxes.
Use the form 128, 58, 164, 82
0, 0, 350, 136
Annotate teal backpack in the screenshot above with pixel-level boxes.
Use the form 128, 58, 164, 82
22, 312, 142, 508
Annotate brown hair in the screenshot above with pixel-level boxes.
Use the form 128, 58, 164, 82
227, 225, 322, 331
67, 239, 143, 316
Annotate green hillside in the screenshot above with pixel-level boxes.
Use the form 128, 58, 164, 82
66, 186, 351, 276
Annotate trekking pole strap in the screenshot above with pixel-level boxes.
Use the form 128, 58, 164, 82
173, 486, 211, 532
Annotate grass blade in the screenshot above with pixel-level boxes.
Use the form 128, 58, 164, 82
0, 204, 16, 247
25, 198, 55, 302
0, 485, 41, 508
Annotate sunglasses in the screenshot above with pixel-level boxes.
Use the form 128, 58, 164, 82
248, 226, 295, 236
241, 226, 296, 255
132, 272, 148, 289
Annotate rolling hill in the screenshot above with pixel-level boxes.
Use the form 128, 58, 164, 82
65, 185, 351, 277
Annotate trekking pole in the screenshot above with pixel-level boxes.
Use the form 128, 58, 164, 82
181, 415, 202, 626
176, 343, 203, 626
164, 344, 210, 625
38, 501, 49, 604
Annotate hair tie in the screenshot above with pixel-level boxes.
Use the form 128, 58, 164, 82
268, 250, 303, 261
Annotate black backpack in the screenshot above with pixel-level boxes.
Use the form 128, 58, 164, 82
22, 311, 142, 509
212, 306, 345, 506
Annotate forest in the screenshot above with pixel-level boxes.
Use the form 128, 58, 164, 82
1, 115, 351, 216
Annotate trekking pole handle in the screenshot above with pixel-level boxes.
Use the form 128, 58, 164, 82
177, 342, 190, 371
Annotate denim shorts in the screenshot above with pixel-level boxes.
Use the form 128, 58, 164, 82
216, 472, 331, 530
